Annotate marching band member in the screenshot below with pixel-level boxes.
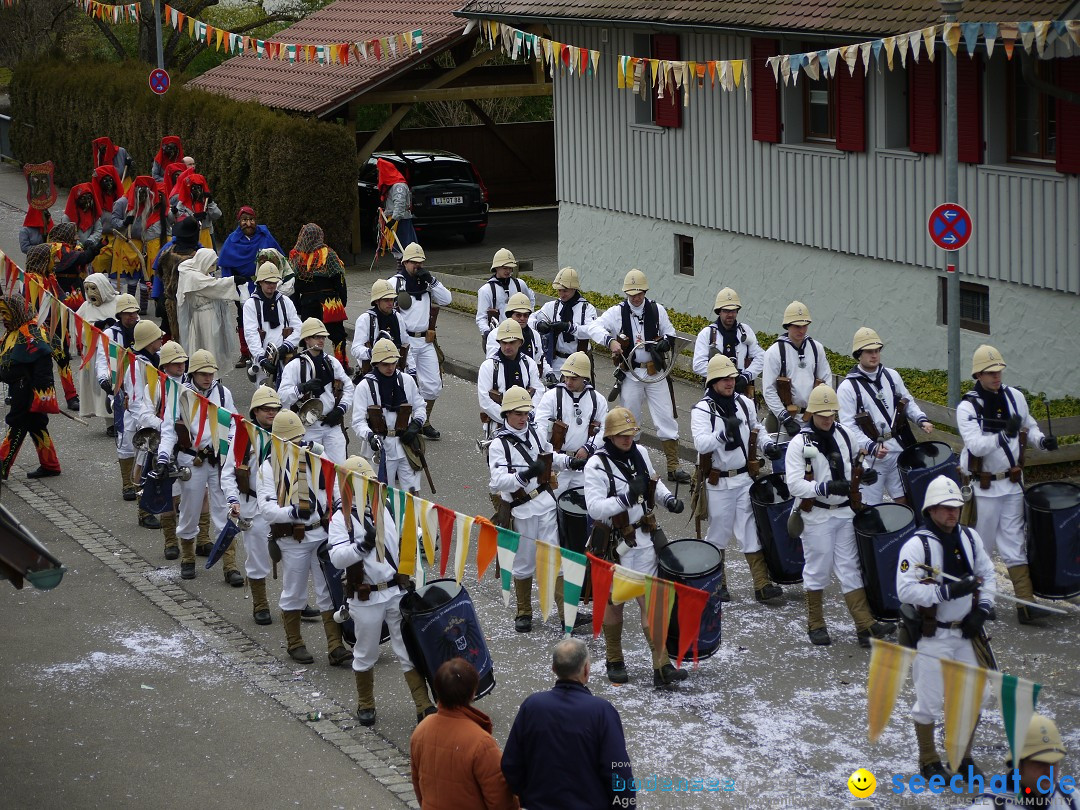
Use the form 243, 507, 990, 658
484, 292, 547, 372
762, 301, 832, 437
691, 288, 763, 395
278, 318, 353, 464
478, 319, 544, 431
242, 261, 301, 386
532, 267, 596, 377
124, 319, 165, 530
327, 455, 435, 726
534, 351, 606, 496
584, 407, 685, 686
97, 291, 139, 448
691, 354, 784, 604
257, 410, 350, 666
475, 248, 535, 348
351, 278, 412, 378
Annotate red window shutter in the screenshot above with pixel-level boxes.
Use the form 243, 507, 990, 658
908, 56, 940, 154
1056, 56, 1080, 173
957, 53, 983, 164
835, 66, 866, 152
751, 38, 781, 143
652, 34, 681, 129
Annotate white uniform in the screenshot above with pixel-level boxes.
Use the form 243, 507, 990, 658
691, 320, 764, 382
530, 295, 596, 375
158, 379, 235, 542
278, 352, 353, 463
351, 371, 426, 492
484, 323, 549, 377
477, 351, 544, 429
488, 424, 567, 578
475, 276, 534, 338
762, 336, 832, 426
784, 424, 873, 593
350, 308, 414, 373
957, 385, 1045, 567
896, 524, 995, 725
242, 290, 302, 384
589, 299, 679, 441
392, 270, 452, 402
220, 437, 273, 581
327, 504, 416, 673
96, 322, 136, 458
691, 392, 771, 554
534, 384, 606, 494
837, 365, 929, 503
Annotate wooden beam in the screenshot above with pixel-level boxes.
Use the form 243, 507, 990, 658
362, 83, 553, 104
464, 99, 536, 176
357, 103, 413, 164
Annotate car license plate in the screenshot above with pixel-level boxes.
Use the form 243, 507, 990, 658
432, 196, 463, 206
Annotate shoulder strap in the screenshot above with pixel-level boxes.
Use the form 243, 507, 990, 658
599, 454, 617, 498
366, 376, 378, 404
778, 340, 788, 378
806, 337, 821, 379
555, 386, 563, 421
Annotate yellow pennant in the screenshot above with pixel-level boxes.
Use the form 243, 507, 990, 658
535, 539, 561, 620
398, 492, 417, 577
453, 513, 474, 583
611, 565, 646, 604
867, 640, 917, 743
419, 499, 437, 567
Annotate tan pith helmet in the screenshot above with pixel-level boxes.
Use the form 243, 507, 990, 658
505, 292, 533, 314
371, 338, 400, 364
782, 301, 811, 327
491, 247, 517, 270
553, 267, 580, 290
272, 409, 306, 442
115, 293, 139, 314
713, 288, 742, 312
299, 317, 329, 341
806, 384, 839, 416
852, 327, 884, 357
370, 278, 396, 304
501, 385, 534, 414
561, 351, 592, 379
401, 242, 425, 264
706, 354, 738, 385
495, 318, 523, 343
971, 345, 1006, 377
249, 385, 282, 418
133, 320, 164, 351
158, 341, 187, 367
622, 269, 648, 294
342, 455, 376, 479
604, 406, 639, 437
1008, 713, 1066, 767
255, 261, 282, 284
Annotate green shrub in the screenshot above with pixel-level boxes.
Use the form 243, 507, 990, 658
10, 57, 356, 252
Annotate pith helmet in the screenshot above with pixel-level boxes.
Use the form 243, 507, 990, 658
272, 410, 306, 442
188, 349, 218, 375
401, 242, 425, 264
249, 385, 282, 417
342, 455, 376, 479
706, 354, 738, 385
495, 318, 523, 343
1009, 713, 1066, 766
491, 247, 517, 270
604, 407, 639, 437
561, 351, 592, 379
255, 261, 282, 284
922, 476, 965, 513
158, 341, 187, 367
971, 345, 1006, 377
371, 338, 400, 364
852, 327, 884, 357
622, 269, 648, 294
300, 317, 329, 341
553, 267, 580, 290
782, 301, 811, 327
133, 320, 164, 351
505, 292, 532, 314
370, 278, 396, 304
501, 385, 534, 414
115, 293, 139, 314
806, 384, 839, 416
713, 288, 742, 312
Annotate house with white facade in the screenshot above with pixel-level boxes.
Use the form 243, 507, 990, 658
458, 1, 1080, 396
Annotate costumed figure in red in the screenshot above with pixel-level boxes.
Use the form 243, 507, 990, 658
288, 223, 350, 372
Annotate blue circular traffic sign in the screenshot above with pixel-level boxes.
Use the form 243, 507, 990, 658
928, 203, 972, 251
149, 68, 170, 95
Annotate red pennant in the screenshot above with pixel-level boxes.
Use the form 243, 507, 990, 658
586, 553, 615, 638
192, 395, 209, 447
474, 516, 496, 579
339, 470, 354, 530
231, 413, 249, 466
321, 457, 336, 504
435, 504, 455, 577
673, 582, 710, 668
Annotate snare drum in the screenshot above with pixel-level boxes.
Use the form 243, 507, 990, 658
1025, 482, 1080, 600
898, 441, 960, 524
749, 474, 804, 585
657, 539, 723, 660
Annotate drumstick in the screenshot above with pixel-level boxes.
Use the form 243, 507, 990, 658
1039, 392, 1054, 441
914, 563, 1072, 615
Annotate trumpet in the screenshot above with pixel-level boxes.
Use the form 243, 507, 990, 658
294, 351, 325, 427
476, 438, 496, 454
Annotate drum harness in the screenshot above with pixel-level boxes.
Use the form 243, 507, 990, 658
540, 297, 591, 359
799, 427, 855, 512
482, 276, 528, 338
846, 367, 916, 448
696, 397, 756, 483
961, 388, 1026, 488
590, 449, 659, 559
335, 504, 412, 602
899, 528, 987, 648
774, 336, 825, 419
494, 426, 554, 508
550, 386, 601, 453
481, 355, 538, 434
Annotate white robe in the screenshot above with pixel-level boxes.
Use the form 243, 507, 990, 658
176, 248, 240, 362
75, 273, 118, 419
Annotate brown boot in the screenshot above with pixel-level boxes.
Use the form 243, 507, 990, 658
1008, 565, 1053, 624
716, 549, 730, 602
806, 589, 830, 645
354, 669, 376, 726
745, 552, 783, 603
513, 576, 533, 632
662, 439, 691, 484
180, 539, 197, 580
221, 541, 243, 587
195, 512, 212, 557
844, 588, 897, 647
161, 511, 179, 560
249, 578, 272, 625
422, 399, 440, 439
119, 457, 138, 501
915, 721, 951, 776
603, 619, 628, 683
322, 611, 351, 666
555, 575, 565, 627
404, 668, 435, 724
282, 609, 313, 664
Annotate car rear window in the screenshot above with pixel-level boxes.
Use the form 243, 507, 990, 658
408, 162, 475, 185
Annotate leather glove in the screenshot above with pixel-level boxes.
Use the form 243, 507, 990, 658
321, 407, 343, 427
368, 434, 382, 454
300, 378, 324, 395
360, 515, 377, 552
1003, 413, 1023, 438
551, 321, 570, 334
960, 605, 990, 639
666, 496, 684, 514
291, 503, 311, 522
1042, 436, 1058, 451
783, 416, 802, 437
400, 420, 422, 447
535, 319, 552, 334
861, 468, 879, 486
764, 442, 783, 461
521, 457, 544, 481
567, 456, 587, 471
194, 211, 207, 224
825, 479, 850, 496
415, 269, 434, 287
544, 372, 558, 388
721, 414, 742, 437
99, 379, 114, 396
148, 460, 169, 480
627, 475, 648, 502
939, 574, 980, 601
734, 374, 749, 395
653, 336, 671, 354
123, 214, 134, 228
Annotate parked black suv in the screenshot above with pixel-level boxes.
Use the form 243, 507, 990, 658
358, 150, 489, 245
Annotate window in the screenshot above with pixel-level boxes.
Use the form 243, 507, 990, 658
803, 73, 836, 142
1008, 58, 1057, 162
632, 33, 682, 128
676, 235, 694, 276
939, 278, 990, 334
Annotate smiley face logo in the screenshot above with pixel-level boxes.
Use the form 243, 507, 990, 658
848, 768, 876, 798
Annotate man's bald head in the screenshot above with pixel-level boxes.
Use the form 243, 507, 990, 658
552, 638, 589, 682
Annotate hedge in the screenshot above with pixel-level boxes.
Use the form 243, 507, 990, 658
10, 58, 356, 253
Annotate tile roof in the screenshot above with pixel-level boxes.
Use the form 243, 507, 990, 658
189, 0, 470, 115
456, 1, 1077, 37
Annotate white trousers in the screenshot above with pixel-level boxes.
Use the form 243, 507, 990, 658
620, 376, 678, 441
860, 452, 904, 505
384, 454, 419, 493
409, 340, 442, 402
800, 513, 863, 593
974, 492, 1026, 567
278, 530, 332, 612
350, 595, 415, 672
176, 461, 226, 541
704, 481, 759, 553
243, 513, 272, 580
911, 632, 983, 724
303, 423, 347, 464
116, 409, 136, 460
511, 510, 558, 578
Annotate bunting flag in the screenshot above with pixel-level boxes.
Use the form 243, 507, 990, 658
586, 553, 615, 638
560, 548, 588, 637
496, 527, 520, 607
419, 499, 437, 567
398, 492, 418, 577
673, 582, 710, 668
643, 577, 676, 661
474, 516, 498, 580
941, 657, 990, 771
453, 513, 474, 583
867, 640, 918, 743
535, 539, 561, 621
611, 566, 646, 604
434, 504, 455, 578
987, 671, 1041, 766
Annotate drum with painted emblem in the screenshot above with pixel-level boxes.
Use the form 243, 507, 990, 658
749, 473, 804, 585
853, 503, 916, 621
898, 441, 960, 524
1025, 482, 1080, 600
657, 539, 723, 660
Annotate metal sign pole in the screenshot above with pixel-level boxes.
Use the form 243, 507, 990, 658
154, 0, 165, 70
941, 0, 964, 407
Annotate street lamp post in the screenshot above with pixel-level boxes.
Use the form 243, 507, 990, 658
941, 0, 964, 407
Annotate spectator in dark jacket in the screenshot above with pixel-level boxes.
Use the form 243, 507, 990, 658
502, 638, 636, 810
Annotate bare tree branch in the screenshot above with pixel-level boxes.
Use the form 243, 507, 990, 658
91, 16, 128, 60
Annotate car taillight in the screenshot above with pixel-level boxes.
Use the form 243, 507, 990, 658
474, 170, 489, 203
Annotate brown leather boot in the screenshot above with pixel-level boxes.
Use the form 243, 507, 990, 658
282, 609, 313, 664
322, 611, 351, 666
249, 578, 272, 625
354, 669, 375, 726
745, 551, 783, 602
1008, 565, 1053, 624
806, 589, 830, 645
513, 576, 533, 632
404, 669, 435, 724
161, 510, 179, 560
603, 619, 628, 683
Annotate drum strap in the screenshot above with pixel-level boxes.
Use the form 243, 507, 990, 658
777, 336, 821, 380
555, 387, 599, 427
915, 528, 976, 579
849, 369, 897, 425
964, 388, 1022, 468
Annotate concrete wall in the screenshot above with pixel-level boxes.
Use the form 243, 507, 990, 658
559, 202, 1079, 398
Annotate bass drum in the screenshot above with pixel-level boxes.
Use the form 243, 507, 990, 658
1025, 482, 1080, 600
898, 441, 960, 524
557, 487, 592, 605
656, 539, 723, 660
853, 503, 916, 621
749, 474, 804, 585
400, 579, 495, 700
